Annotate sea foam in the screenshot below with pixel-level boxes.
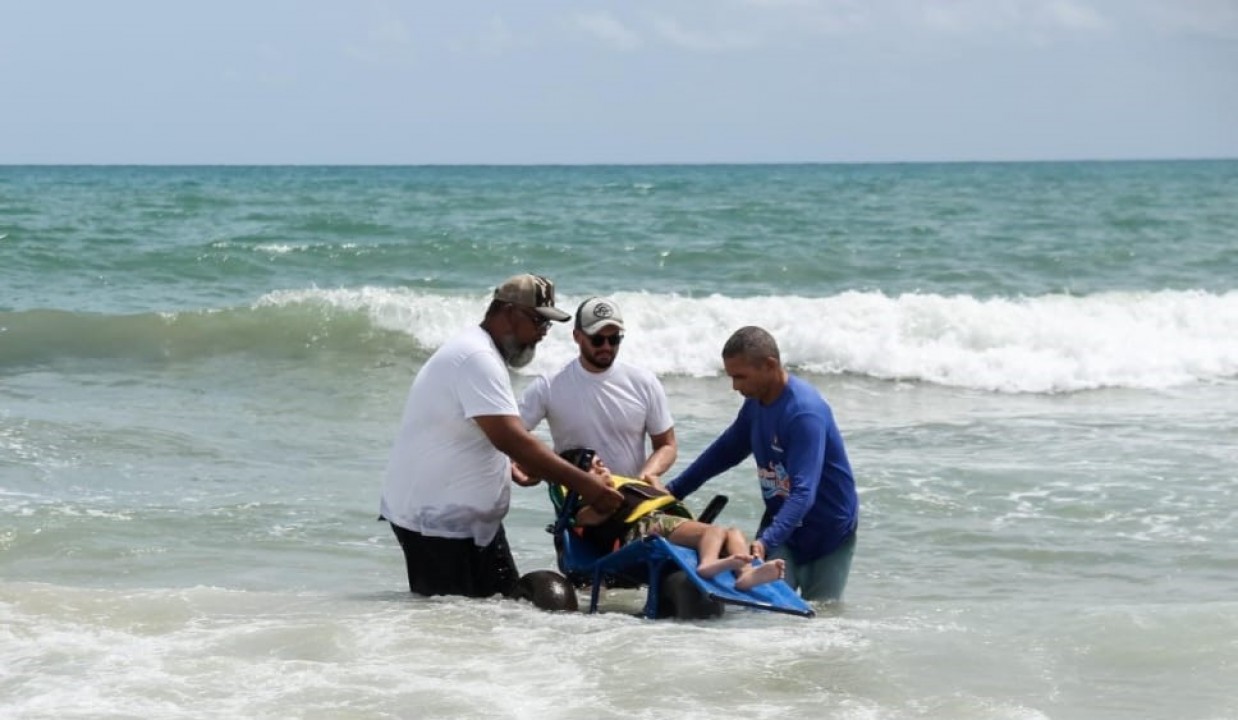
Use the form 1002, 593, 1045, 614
262, 286, 1238, 393
6, 288, 1235, 394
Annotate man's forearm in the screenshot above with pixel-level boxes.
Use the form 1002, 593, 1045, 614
640, 444, 677, 478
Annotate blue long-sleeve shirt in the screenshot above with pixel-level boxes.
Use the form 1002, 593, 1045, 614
666, 375, 858, 564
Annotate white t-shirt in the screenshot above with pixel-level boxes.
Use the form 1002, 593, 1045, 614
380, 325, 516, 546
519, 358, 673, 478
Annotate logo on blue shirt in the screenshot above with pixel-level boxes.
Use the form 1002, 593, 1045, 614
758, 461, 791, 499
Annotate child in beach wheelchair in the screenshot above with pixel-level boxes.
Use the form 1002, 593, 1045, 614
552, 448, 786, 591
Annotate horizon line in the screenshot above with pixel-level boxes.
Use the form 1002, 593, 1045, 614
2, 155, 1236, 169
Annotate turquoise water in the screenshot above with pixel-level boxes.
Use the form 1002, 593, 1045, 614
2, 162, 1237, 719
4, 162, 1236, 310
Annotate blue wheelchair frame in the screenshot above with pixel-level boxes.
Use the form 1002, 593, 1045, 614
550, 492, 814, 619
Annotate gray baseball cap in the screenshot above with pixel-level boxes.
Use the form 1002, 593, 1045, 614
575, 297, 625, 335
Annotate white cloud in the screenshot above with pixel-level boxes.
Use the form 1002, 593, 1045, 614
916, 0, 1109, 40
920, 1, 1020, 35
572, 11, 642, 51
473, 14, 524, 55
1042, 0, 1109, 31
728, 0, 870, 36
343, 7, 414, 65
1139, 0, 1238, 40
445, 14, 537, 56
800, 3, 872, 35
649, 14, 761, 51
737, 0, 820, 7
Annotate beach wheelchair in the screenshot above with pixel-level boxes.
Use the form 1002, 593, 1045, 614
545, 450, 814, 620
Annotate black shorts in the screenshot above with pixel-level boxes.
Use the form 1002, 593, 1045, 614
389, 522, 519, 598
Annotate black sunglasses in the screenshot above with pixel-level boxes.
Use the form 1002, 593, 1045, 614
512, 305, 551, 329
588, 333, 624, 348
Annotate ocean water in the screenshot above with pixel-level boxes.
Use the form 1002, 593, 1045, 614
1, 162, 1237, 719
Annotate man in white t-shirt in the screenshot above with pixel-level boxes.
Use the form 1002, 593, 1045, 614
380, 274, 622, 599
518, 296, 678, 486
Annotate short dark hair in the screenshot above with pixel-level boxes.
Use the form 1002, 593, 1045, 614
559, 448, 596, 471
573, 298, 596, 331
722, 326, 780, 364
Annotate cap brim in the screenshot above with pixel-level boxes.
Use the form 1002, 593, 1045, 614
536, 306, 572, 322
580, 319, 625, 335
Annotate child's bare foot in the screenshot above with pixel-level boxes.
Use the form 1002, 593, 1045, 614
697, 554, 749, 579
735, 558, 786, 590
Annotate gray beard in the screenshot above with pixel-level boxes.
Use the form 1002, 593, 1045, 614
498, 334, 537, 368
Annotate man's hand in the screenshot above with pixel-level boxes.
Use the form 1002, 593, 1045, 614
575, 506, 607, 526
584, 482, 623, 516
749, 539, 766, 561
470, 414, 621, 513
510, 462, 541, 487
638, 472, 665, 490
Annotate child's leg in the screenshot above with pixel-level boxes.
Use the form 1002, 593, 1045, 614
667, 522, 749, 578
722, 527, 748, 557
735, 558, 786, 590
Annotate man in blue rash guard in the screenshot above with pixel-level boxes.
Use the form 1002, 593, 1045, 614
665, 326, 858, 602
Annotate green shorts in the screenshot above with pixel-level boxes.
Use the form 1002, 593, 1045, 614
769, 532, 856, 603
625, 511, 688, 544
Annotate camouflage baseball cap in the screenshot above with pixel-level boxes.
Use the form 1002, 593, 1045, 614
493, 274, 571, 322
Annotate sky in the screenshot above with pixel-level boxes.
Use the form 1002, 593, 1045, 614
1, 0, 1235, 165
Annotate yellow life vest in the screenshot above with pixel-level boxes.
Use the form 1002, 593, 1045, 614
610, 474, 681, 523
